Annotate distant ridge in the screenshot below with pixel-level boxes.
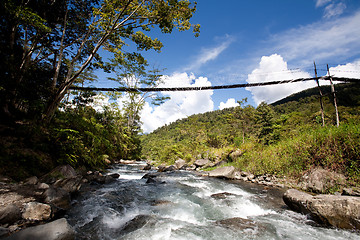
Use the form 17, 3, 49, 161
272, 82, 360, 107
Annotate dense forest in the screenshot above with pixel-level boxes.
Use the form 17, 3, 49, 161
0, 0, 199, 180
141, 83, 360, 185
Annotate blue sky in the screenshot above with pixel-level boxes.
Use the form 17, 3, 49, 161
93, 0, 360, 133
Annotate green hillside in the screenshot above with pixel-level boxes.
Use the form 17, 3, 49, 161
141, 83, 360, 185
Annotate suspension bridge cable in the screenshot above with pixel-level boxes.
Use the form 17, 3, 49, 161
69, 76, 359, 92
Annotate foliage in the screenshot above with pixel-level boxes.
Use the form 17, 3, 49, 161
0, 0, 200, 123
141, 83, 360, 184
0, 102, 142, 180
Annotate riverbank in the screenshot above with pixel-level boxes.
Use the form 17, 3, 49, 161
1, 160, 359, 239
0, 164, 120, 239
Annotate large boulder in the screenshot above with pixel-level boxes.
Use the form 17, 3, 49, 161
307, 195, 360, 229
0, 204, 22, 225
283, 189, 360, 230
3, 218, 75, 240
283, 189, 313, 215
208, 166, 236, 179
42, 165, 78, 184
22, 202, 52, 221
299, 167, 346, 193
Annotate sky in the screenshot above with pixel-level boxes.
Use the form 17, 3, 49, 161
93, 0, 360, 133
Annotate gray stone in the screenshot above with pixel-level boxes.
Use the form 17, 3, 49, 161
0, 226, 8, 238
307, 195, 360, 229
43, 187, 71, 210
211, 192, 237, 199
247, 174, 255, 180
283, 188, 360, 230
53, 177, 82, 194
142, 164, 152, 170
343, 187, 360, 197
216, 217, 258, 231
163, 165, 177, 172
194, 159, 210, 168
175, 159, 187, 170
121, 215, 156, 235
4, 218, 75, 240
24, 176, 39, 185
108, 173, 120, 179
0, 204, 22, 225
22, 202, 51, 221
300, 167, 346, 193
208, 166, 236, 179
229, 149, 244, 161
38, 183, 50, 190
283, 189, 313, 215
157, 164, 167, 172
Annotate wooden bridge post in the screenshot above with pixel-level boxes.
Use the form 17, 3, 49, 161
327, 64, 340, 127
314, 61, 325, 126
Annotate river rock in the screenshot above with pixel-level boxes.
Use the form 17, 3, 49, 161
24, 176, 39, 185
0, 226, 8, 238
22, 202, 51, 221
142, 164, 152, 170
175, 159, 187, 170
208, 166, 235, 179
42, 165, 78, 184
307, 195, 360, 229
0, 204, 22, 225
229, 149, 244, 161
342, 187, 360, 197
121, 215, 156, 235
53, 176, 82, 194
299, 167, 346, 193
211, 192, 237, 199
283, 189, 313, 215
157, 164, 167, 172
151, 200, 172, 206
3, 218, 75, 240
194, 159, 209, 168
142, 172, 162, 179
216, 217, 258, 231
283, 188, 360, 229
38, 183, 50, 190
43, 187, 71, 210
146, 177, 165, 184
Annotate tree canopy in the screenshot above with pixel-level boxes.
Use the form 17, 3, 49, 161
0, 0, 200, 123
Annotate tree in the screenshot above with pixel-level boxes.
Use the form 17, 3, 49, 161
0, 0, 200, 123
108, 52, 169, 133
255, 102, 279, 145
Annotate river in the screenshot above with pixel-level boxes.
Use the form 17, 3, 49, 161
66, 162, 360, 240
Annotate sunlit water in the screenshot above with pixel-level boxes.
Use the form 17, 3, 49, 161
66, 162, 360, 240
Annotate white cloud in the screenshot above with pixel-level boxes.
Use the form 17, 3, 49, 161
140, 72, 214, 133
219, 98, 240, 110
323, 2, 346, 19
315, 0, 346, 18
329, 59, 360, 78
185, 36, 234, 71
269, 10, 360, 66
246, 54, 317, 105
316, 0, 332, 8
